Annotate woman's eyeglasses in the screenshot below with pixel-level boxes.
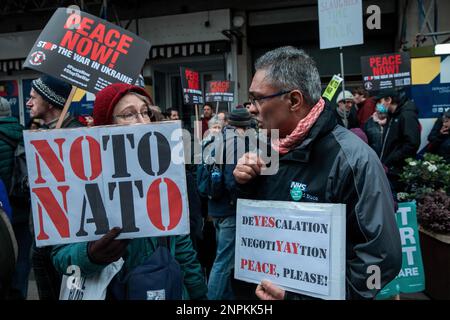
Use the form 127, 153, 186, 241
114, 108, 153, 122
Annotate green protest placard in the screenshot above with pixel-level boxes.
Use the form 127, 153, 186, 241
322, 75, 343, 101
376, 202, 425, 299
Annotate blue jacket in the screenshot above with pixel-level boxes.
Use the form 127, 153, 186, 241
197, 127, 252, 218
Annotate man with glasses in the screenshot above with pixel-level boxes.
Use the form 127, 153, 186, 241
233, 46, 401, 300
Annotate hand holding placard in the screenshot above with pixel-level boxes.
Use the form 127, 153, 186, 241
256, 280, 286, 300
233, 153, 265, 184
87, 227, 129, 264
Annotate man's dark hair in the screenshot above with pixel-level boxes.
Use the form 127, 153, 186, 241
167, 108, 179, 114
352, 87, 370, 98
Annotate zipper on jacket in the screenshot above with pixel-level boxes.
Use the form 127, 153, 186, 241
380, 120, 392, 161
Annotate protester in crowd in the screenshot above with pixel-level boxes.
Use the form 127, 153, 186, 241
427, 111, 450, 163
233, 46, 401, 300
352, 87, 377, 128
376, 89, 420, 193
217, 111, 228, 126
245, 101, 261, 129
195, 115, 227, 286
0, 97, 26, 299
0, 97, 23, 197
27, 75, 83, 300
167, 108, 180, 121
201, 103, 214, 138
364, 104, 389, 157
0, 196, 17, 300
26, 75, 81, 129
207, 115, 225, 135
334, 90, 359, 129
0, 178, 12, 221
205, 108, 254, 300
51, 83, 207, 300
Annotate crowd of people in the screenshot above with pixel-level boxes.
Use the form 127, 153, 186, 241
0, 46, 448, 301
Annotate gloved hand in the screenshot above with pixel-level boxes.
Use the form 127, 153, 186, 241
87, 227, 129, 264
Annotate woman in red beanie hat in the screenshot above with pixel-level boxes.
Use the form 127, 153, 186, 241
51, 83, 208, 300
92, 83, 154, 126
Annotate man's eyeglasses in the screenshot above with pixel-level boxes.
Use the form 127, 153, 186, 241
249, 90, 291, 107
114, 108, 153, 122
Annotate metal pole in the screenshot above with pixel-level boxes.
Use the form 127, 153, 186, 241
339, 47, 347, 125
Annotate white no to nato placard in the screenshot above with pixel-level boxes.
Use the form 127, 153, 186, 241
318, 0, 364, 49
235, 199, 346, 300
23, 121, 190, 247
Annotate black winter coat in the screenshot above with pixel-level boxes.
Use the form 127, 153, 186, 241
379, 97, 420, 175
237, 106, 402, 300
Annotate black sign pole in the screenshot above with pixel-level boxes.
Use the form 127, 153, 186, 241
339, 47, 347, 125
216, 101, 219, 115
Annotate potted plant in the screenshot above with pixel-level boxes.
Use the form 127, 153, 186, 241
398, 153, 450, 299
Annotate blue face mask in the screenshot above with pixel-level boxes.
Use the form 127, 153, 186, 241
376, 103, 388, 114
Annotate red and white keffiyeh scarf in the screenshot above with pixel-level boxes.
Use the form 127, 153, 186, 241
272, 98, 325, 155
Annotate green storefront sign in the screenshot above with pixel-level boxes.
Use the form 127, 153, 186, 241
377, 202, 425, 299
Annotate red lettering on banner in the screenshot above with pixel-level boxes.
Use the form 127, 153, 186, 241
76, 17, 95, 37
60, 30, 80, 51
369, 54, 402, 76
88, 23, 106, 42
60, 15, 135, 66
104, 29, 120, 47
31, 139, 66, 184
185, 69, 199, 90
64, 13, 81, 30
146, 178, 182, 231
253, 215, 275, 228
116, 34, 133, 54
240, 258, 277, 275
90, 42, 114, 64
69, 136, 102, 181
34, 186, 70, 240
77, 37, 93, 56
109, 51, 120, 68
210, 81, 230, 93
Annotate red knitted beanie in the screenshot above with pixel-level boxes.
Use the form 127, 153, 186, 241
93, 83, 154, 126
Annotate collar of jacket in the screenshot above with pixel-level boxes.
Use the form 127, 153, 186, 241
280, 104, 337, 163
390, 91, 410, 116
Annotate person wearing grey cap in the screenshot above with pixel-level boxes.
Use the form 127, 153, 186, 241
333, 90, 359, 129
26, 75, 81, 129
